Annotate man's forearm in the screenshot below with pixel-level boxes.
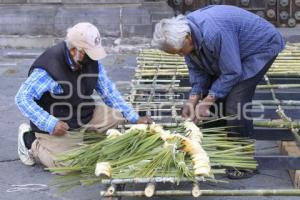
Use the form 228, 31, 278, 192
15, 93, 58, 133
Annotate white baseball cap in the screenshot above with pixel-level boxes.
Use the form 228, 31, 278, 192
67, 22, 107, 60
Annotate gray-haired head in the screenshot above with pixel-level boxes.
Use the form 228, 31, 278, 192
151, 15, 191, 50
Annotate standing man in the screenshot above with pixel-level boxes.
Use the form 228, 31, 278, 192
152, 5, 285, 138
16, 22, 152, 168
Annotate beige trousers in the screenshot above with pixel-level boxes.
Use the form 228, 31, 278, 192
31, 103, 126, 168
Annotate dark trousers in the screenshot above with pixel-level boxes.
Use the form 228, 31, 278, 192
206, 56, 277, 137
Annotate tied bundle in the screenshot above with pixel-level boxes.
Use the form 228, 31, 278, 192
48, 122, 257, 192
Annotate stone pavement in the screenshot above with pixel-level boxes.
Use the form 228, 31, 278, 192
0, 48, 299, 200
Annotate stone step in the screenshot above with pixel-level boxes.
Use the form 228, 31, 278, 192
61, 0, 142, 4
0, 34, 152, 49
0, 62, 17, 68
3, 51, 42, 59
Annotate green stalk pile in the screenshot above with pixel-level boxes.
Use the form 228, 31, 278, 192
136, 44, 300, 79
47, 122, 257, 193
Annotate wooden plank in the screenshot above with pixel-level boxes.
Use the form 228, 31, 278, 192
280, 141, 300, 188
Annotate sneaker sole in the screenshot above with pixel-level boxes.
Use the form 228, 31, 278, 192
18, 123, 35, 166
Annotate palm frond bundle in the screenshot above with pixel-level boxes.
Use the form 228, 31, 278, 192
47, 122, 257, 192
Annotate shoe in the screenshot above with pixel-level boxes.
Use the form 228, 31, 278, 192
18, 123, 35, 166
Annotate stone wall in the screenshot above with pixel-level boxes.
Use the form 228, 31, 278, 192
0, 0, 142, 4
0, 0, 173, 40
2, 0, 298, 48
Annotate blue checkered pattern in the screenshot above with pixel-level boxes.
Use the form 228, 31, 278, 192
185, 5, 285, 98
15, 63, 138, 134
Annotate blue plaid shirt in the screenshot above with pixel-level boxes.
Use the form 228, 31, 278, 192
185, 5, 285, 99
15, 60, 139, 134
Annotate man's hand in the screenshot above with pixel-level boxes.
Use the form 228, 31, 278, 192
136, 116, 153, 124
52, 121, 69, 136
195, 102, 211, 118
195, 95, 216, 120
181, 95, 201, 121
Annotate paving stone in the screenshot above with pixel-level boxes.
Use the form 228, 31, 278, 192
0, 49, 299, 200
